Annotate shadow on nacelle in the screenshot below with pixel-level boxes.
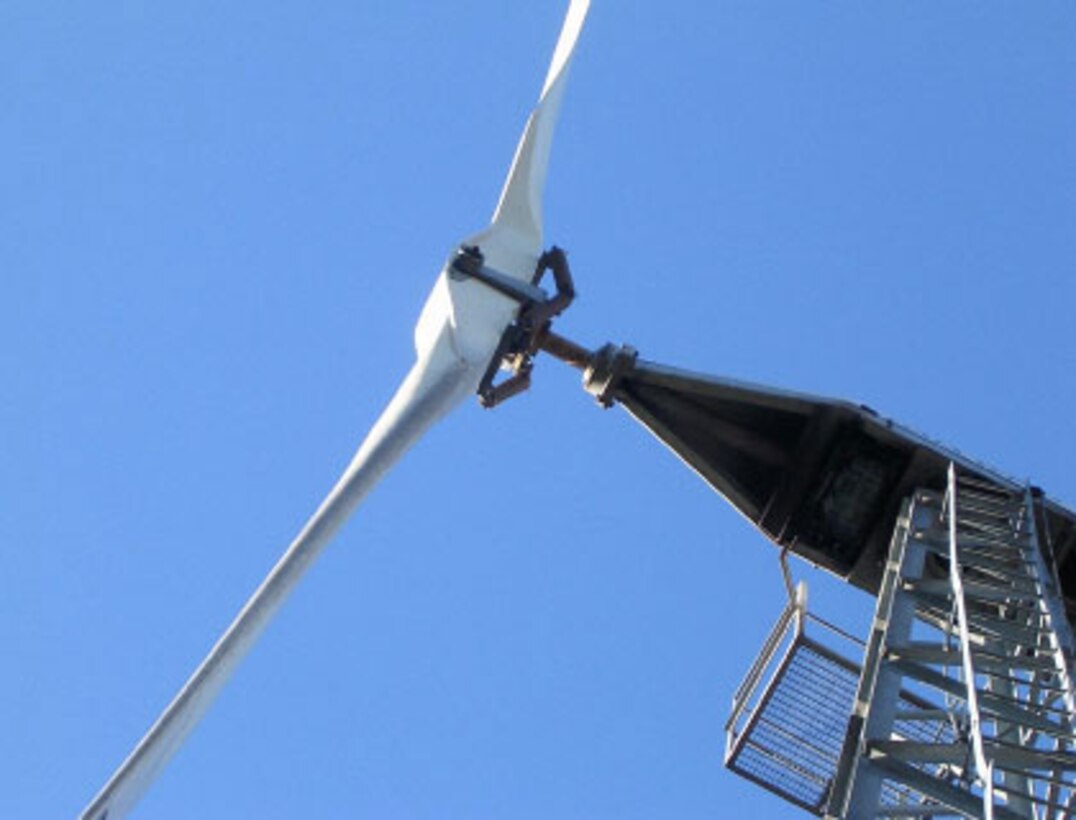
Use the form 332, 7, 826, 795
581, 346, 1076, 623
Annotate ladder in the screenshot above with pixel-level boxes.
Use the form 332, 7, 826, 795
827, 466, 1076, 818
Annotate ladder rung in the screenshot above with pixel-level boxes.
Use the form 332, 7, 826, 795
963, 569, 1041, 597
866, 753, 1027, 820
955, 474, 1018, 496
891, 643, 1062, 676
955, 502, 1024, 523
892, 708, 952, 722
912, 528, 1033, 557
964, 573, 1042, 596
957, 488, 1023, 510
871, 738, 1076, 772
888, 659, 1073, 737
873, 809, 965, 819
963, 581, 1041, 606
955, 490, 1024, 509
957, 519, 1033, 541
979, 686, 1076, 718
912, 602, 1055, 648
917, 539, 1038, 578
963, 612, 1054, 647
966, 560, 1037, 583
959, 539, 1035, 558
905, 579, 1039, 607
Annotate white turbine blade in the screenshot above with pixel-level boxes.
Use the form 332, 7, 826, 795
485, 0, 590, 257
81, 333, 478, 820
414, 0, 590, 368
82, 2, 591, 817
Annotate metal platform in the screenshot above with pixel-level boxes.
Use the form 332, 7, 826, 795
726, 584, 957, 815
725, 589, 858, 814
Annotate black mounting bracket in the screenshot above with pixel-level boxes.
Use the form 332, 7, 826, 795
449, 245, 577, 408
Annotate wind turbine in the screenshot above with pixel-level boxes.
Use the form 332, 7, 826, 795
81, 2, 590, 817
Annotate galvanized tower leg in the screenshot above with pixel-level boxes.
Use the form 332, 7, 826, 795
827, 468, 1076, 819
825, 494, 939, 818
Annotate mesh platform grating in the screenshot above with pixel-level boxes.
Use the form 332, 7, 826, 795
726, 606, 957, 815
728, 637, 858, 813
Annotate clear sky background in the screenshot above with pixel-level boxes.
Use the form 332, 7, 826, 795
4, 2, 1074, 818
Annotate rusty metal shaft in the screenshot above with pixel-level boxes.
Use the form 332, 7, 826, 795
537, 329, 593, 371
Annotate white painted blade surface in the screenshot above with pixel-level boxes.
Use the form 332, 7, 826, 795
490, 0, 590, 250
81, 2, 591, 816
415, 0, 590, 368
80, 332, 478, 820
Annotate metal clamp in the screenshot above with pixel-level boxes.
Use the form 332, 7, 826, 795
450, 245, 577, 408
582, 343, 638, 408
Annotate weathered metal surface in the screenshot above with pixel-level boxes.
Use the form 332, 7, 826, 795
584, 354, 1076, 622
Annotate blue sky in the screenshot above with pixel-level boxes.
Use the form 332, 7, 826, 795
4, 2, 1074, 817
